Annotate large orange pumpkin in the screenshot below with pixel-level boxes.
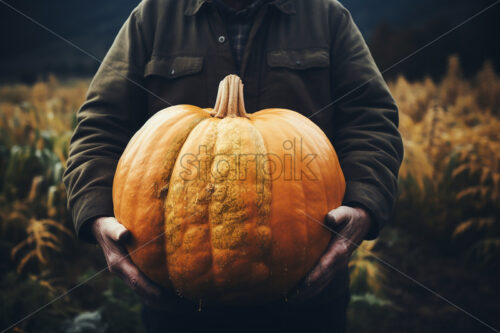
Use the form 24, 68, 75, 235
112, 75, 345, 304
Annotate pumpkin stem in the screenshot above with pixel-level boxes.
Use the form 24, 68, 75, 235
211, 75, 249, 118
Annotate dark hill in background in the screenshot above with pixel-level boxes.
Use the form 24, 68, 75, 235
366, 0, 500, 80
0, 0, 498, 82
0, 0, 140, 81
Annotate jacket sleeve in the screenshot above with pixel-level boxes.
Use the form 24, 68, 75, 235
329, 2, 404, 239
63, 3, 153, 242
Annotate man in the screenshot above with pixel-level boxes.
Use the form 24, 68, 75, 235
63, 0, 403, 332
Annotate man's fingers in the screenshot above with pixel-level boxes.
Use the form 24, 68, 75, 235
309, 243, 349, 283
112, 256, 163, 302
307, 260, 328, 285
326, 206, 352, 228
300, 244, 348, 286
95, 218, 172, 307
290, 242, 350, 303
292, 272, 330, 302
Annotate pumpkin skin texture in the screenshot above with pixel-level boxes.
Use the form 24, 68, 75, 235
112, 75, 345, 304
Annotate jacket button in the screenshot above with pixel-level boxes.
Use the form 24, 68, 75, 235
218, 35, 226, 43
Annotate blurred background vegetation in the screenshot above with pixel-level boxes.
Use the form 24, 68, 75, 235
0, 55, 499, 332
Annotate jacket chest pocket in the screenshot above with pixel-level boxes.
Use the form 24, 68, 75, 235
144, 55, 207, 114
262, 48, 331, 115
267, 48, 330, 70
145, 56, 204, 78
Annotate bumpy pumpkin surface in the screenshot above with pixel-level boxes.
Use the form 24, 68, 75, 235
112, 75, 345, 304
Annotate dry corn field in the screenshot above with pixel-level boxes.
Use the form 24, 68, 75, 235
0, 55, 499, 332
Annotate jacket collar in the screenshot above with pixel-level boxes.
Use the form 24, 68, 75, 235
184, 0, 296, 16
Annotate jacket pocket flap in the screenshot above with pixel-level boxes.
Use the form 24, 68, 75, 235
145, 56, 204, 78
267, 49, 329, 70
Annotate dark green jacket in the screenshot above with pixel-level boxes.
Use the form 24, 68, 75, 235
63, 0, 403, 242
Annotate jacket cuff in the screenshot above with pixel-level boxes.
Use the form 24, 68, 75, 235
71, 189, 114, 243
342, 181, 390, 240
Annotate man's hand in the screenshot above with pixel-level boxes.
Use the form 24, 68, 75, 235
290, 206, 372, 301
91, 217, 167, 307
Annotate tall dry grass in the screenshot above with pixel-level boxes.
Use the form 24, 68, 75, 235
0, 75, 88, 276
391, 55, 500, 268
